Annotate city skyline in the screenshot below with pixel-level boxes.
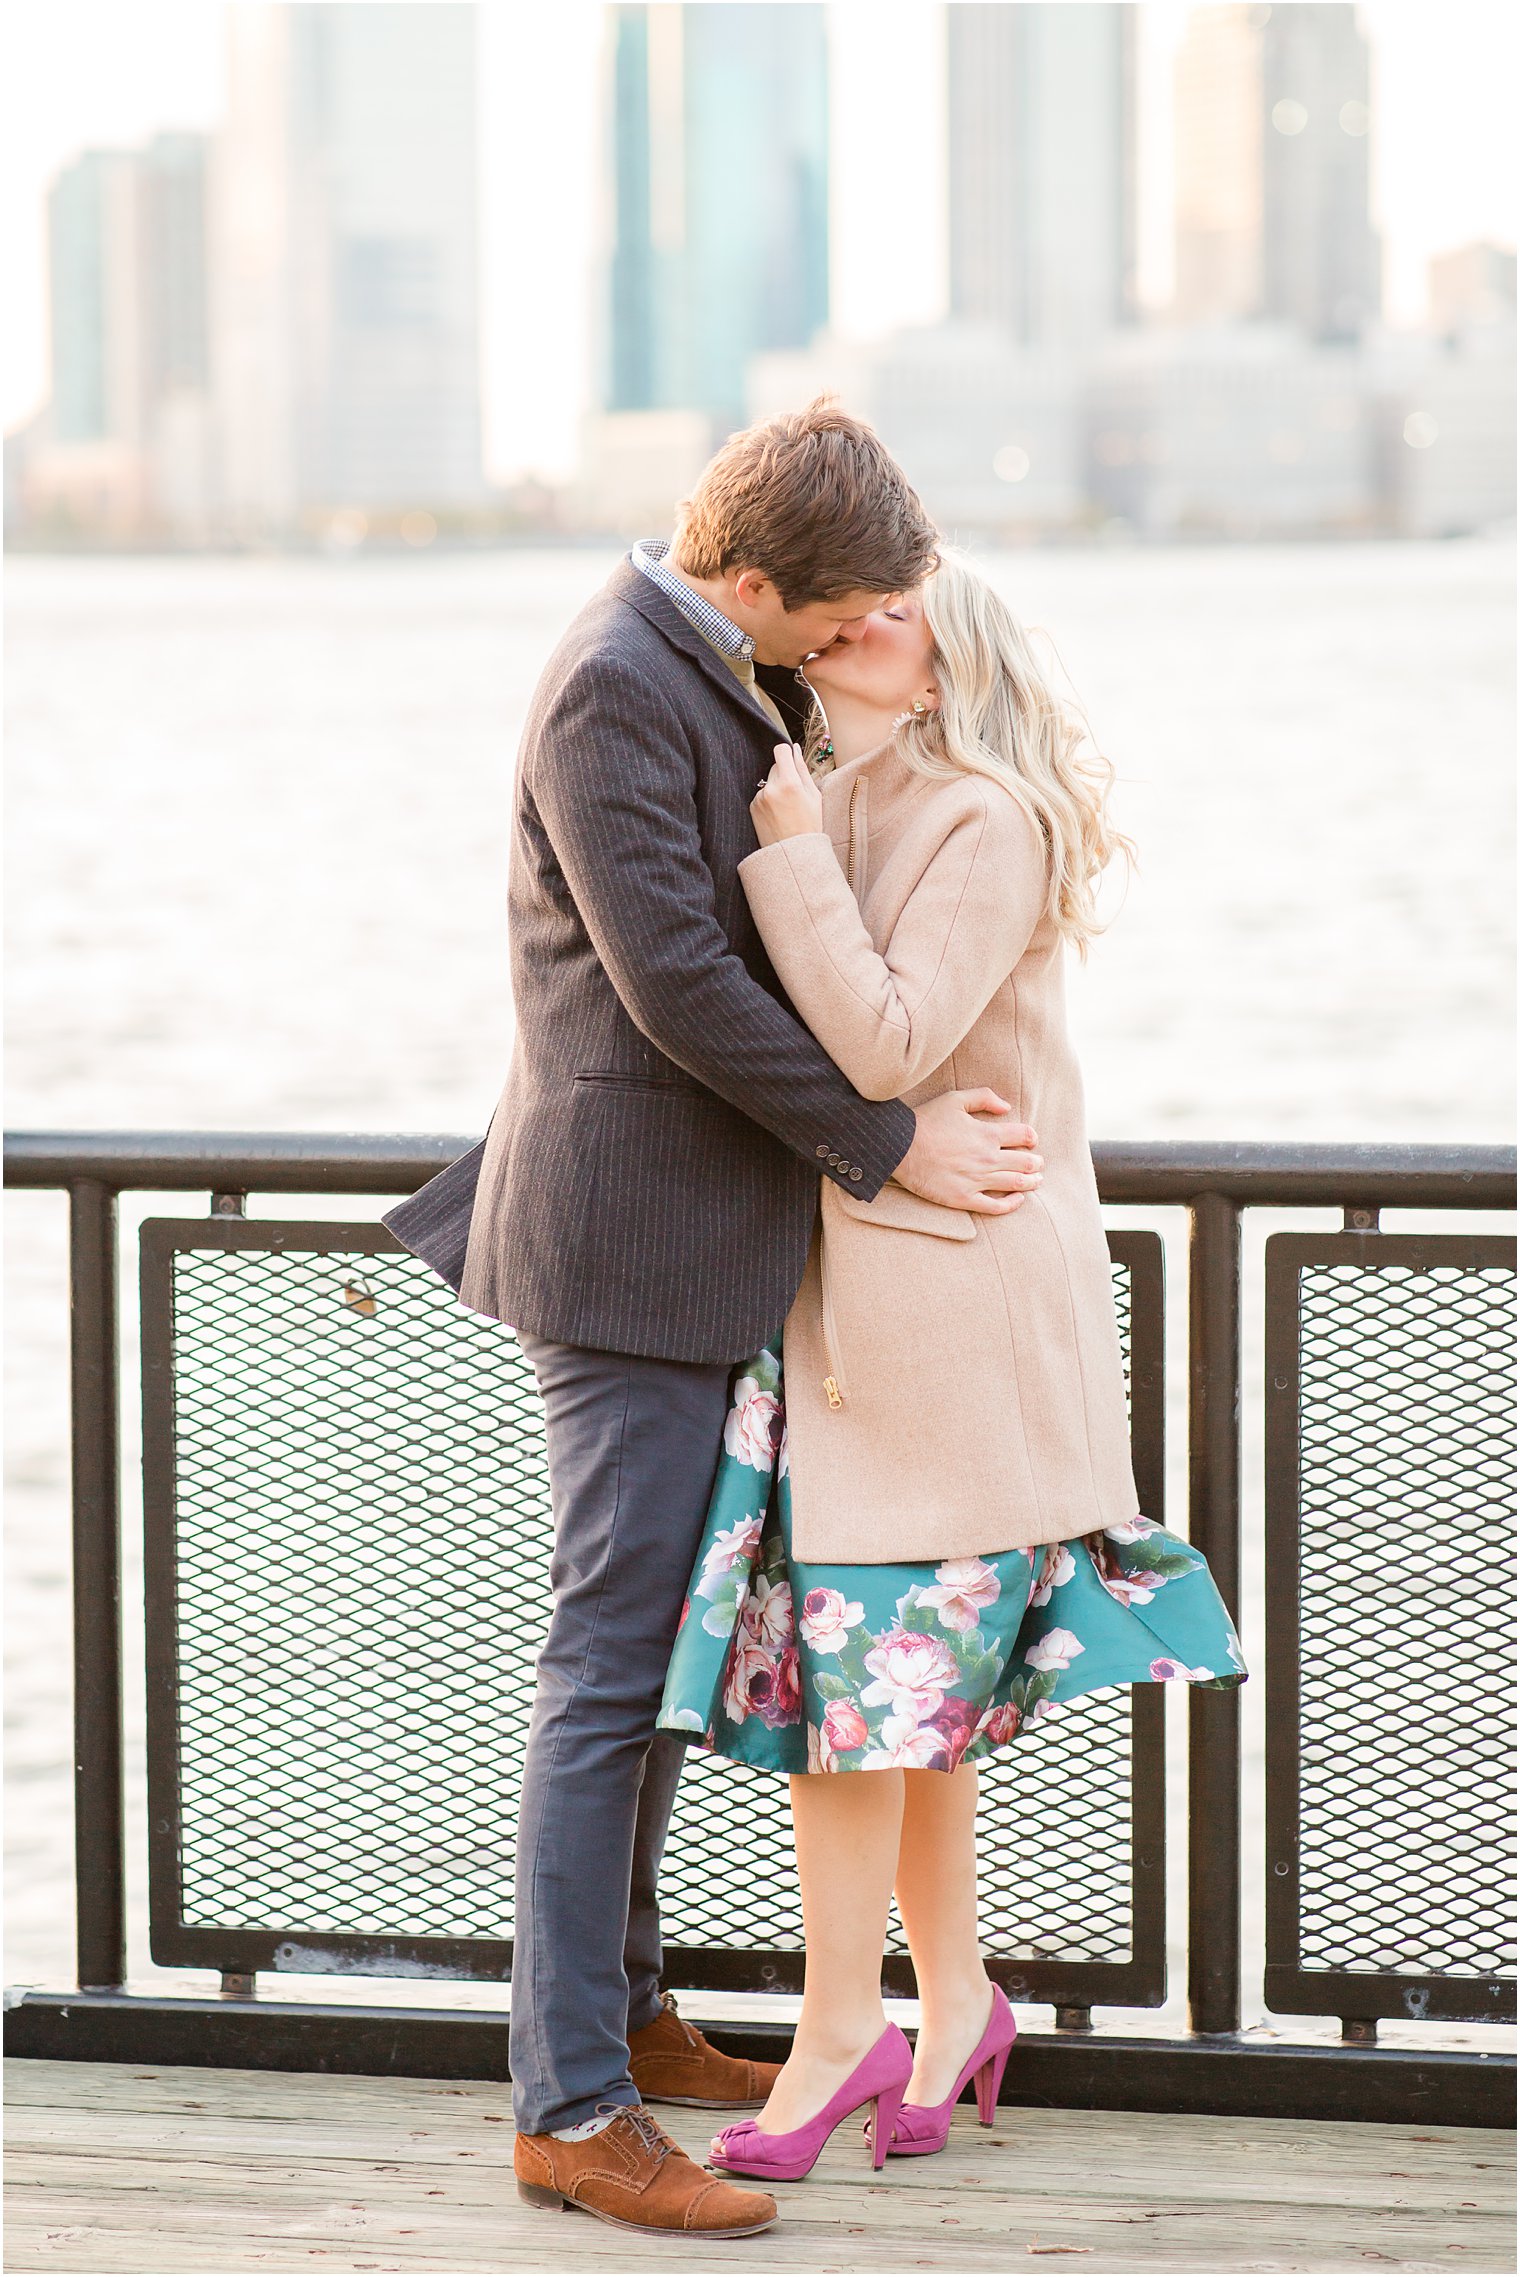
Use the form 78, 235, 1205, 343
4, 0, 1515, 482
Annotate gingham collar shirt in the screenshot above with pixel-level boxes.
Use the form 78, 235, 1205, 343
631, 538, 757, 663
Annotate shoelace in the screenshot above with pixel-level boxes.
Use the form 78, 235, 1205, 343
660, 1989, 701, 2048
607, 2103, 672, 2163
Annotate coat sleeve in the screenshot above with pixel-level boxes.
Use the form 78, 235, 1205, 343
737, 787, 1048, 1101
524, 651, 916, 1196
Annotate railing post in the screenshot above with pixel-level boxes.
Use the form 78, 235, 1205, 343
1187, 1190, 1243, 2034
67, 1176, 127, 1991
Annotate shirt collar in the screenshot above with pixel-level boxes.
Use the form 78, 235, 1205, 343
631, 538, 757, 665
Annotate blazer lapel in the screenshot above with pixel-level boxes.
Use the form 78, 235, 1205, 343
608, 559, 789, 747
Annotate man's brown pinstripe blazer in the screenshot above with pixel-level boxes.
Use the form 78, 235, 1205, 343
382, 558, 916, 1364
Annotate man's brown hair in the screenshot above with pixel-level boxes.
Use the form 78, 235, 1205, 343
674, 398, 938, 610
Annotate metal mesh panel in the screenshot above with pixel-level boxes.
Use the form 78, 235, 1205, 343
143, 1223, 1152, 1987
1271, 1242, 1516, 1990
153, 1234, 542, 1946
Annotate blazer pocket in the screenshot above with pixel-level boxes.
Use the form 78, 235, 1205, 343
572, 1070, 704, 1096
829, 1180, 977, 1241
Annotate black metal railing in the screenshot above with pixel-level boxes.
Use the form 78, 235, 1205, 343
136, 1213, 1167, 2008
4, 1131, 1515, 2125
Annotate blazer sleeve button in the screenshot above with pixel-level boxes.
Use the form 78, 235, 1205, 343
848, 1167, 864, 1182
827, 1153, 842, 1167
815, 1144, 829, 1158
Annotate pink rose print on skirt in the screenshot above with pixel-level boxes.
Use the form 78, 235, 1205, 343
1088, 1532, 1165, 1607
860, 1714, 954, 1769
822, 1698, 868, 1755
742, 1571, 793, 1651
916, 1557, 1002, 1634
1102, 1515, 1161, 1543
723, 1375, 783, 1470
926, 1692, 982, 1766
722, 1638, 802, 1729
973, 1699, 1023, 1749
699, 1515, 764, 1581
1028, 1541, 1075, 1608
798, 1585, 865, 1653
860, 1625, 961, 1722
1022, 1626, 1086, 1673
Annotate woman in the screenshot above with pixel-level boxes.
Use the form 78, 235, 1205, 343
658, 552, 1247, 2181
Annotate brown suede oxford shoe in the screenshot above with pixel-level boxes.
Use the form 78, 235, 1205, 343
628, 1990, 783, 2108
514, 2103, 777, 2237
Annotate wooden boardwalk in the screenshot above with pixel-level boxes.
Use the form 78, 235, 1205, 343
4, 2059, 1513, 2275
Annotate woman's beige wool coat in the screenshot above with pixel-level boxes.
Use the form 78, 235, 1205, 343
740, 736, 1140, 1565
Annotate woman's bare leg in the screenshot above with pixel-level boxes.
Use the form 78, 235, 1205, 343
752, 1768, 905, 2134
894, 1764, 999, 2106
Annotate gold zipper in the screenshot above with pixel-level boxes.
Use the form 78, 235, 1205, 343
819, 1231, 846, 1408
846, 778, 868, 897
818, 781, 866, 1413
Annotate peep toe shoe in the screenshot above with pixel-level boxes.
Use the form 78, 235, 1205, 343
707, 2023, 914, 2182
884, 1984, 1018, 2155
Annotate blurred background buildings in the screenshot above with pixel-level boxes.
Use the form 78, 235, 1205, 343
6, 0, 1515, 548
947, 2, 1137, 348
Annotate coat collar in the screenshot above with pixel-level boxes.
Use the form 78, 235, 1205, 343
820, 737, 931, 878
607, 557, 784, 742
820, 736, 919, 815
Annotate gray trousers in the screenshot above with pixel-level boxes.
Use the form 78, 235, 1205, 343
509, 1333, 733, 2134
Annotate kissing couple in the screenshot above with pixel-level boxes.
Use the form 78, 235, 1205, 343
386, 400, 1245, 2241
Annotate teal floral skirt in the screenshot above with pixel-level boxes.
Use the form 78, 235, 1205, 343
658, 1342, 1247, 1773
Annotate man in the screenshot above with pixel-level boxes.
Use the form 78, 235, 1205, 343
384, 402, 1042, 2239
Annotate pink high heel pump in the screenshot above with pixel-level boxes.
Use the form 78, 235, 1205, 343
883, 1983, 1018, 2155
707, 2023, 914, 2182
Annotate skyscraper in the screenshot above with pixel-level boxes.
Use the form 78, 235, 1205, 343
47, 137, 208, 445
48, 150, 146, 447
1174, 2, 1379, 341
946, 2, 1137, 348
216, 2, 485, 530
37, 134, 213, 535
606, 3, 829, 430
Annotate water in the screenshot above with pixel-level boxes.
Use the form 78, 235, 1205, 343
5, 542, 1514, 2034
6, 542, 1514, 1141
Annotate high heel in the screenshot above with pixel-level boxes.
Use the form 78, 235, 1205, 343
867, 2077, 907, 2171
882, 1984, 1018, 2157
974, 2037, 1013, 2124
708, 2023, 914, 2183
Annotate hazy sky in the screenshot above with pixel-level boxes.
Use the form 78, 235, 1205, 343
4, 1, 1514, 479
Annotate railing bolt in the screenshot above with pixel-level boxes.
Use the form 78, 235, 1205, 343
1341, 2017, 1378, 2045
1343, 1205, 1380, 1231
1054, 2004, 1093, 2033
211, 1192, 247, 1217
219, 1971, 257, 1999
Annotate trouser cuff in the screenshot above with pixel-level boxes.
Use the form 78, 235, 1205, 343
514, 2082, 640, 2137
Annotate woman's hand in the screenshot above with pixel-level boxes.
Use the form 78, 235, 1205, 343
751, 742, 825, 847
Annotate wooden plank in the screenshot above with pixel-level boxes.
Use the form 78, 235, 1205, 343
7, 2068, 1508, 2202
5, 2184, 1514, 2276
3, 2114, 1510, 2215
6, 2061, 1514, 2277
10, 2059, 1510, 2167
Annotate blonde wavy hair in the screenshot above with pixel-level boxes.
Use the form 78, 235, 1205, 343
810, 551, 1134, 957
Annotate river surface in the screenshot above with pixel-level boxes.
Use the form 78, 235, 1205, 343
5, 541, 1513, 2037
